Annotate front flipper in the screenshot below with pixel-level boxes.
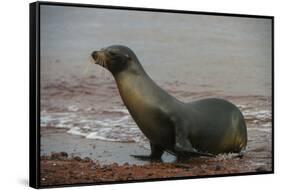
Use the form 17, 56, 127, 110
131, 143, 164, 162
173, 117, 214, 158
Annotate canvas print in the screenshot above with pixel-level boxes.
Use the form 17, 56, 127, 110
29, 1, 273, 188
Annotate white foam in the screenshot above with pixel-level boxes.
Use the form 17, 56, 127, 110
93, 115, 131, 127
41, 109, 144, 143
82, 125, 91, 129
237, 105, 247, 109
93, 120, 112, 127
114, 115, 131, 124
111, 108, 129, 114
98, 108, 130, 115
214, 153, 240, 161
243, 109, 271, 123
84, 107, 94, 112
255, 110, 271, 119
99, 128, 112, 132
41, 109, 47, 114
56, 123, 70, 128
86, 132, 118, 141
262, 122, 272, 127
41, 112, 75, 128
66, 127, 87, 136
67, 105, 79, 112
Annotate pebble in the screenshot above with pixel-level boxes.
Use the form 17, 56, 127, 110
73, 156, 82, 161
147, 172, 154, 176
256, 166, 267, 172
215, 163, 223, 171
51, 152, 68, 160
83, 157, 91, 162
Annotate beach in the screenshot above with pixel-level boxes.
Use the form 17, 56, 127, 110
40, 113, 272, 187
40, 90, 273, 187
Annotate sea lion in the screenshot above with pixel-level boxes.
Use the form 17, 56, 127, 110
91, 45, 247, 161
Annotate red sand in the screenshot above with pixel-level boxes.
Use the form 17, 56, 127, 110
40, 152, 269, 187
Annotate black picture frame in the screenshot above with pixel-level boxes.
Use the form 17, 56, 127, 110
30, 1, 274, 188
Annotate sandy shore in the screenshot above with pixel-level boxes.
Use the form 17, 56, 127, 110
40, 152, 258, 187
40, 127, 272, 187
41, 127, 177, 165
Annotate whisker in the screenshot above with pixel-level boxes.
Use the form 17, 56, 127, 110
83, 62, 91, 76
89, 55, 96, 64
102, 66, 105, 79
83, 56, 95, 76
103, 60, 106, 69
94, 55, 109, 79
102, 59, 105, 68
98, 57, 102, 66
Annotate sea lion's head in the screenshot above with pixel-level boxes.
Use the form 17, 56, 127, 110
91, 45, 140, 75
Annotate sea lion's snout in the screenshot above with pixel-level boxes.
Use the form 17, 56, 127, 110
91, 50, 107, 68
91, 51, 98, 61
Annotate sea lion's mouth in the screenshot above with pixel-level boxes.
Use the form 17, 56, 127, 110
91, 51, 108, 69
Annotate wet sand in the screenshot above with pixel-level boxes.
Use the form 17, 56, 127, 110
41, 127, 157, 165
40, 126, 272, 187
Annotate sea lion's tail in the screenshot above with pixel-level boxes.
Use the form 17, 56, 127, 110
235, 111, 248, 152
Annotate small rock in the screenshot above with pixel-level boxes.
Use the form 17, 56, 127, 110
50, 152, 68, 160
60, 152, 68, 158
83, 157, 91, 162
73, 156, 82, 161
256, 166, 268, 172
215, 164, 223, 171
147, 172, 154, 176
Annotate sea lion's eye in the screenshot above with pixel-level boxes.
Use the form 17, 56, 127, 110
124, 54, 130, 59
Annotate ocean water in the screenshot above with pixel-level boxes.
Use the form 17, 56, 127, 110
40, 5, 272, 156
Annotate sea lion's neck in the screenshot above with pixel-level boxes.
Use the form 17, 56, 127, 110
113, 61, 176, 117
113, 61, 153, 108
116, 59, 147, 77
113, 60, 148, 83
